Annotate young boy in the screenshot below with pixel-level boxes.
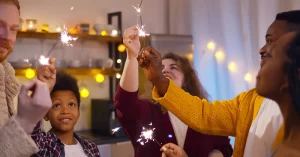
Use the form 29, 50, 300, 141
31, 71, 100, 157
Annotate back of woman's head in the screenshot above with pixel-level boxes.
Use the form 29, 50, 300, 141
162, 52, 209, 100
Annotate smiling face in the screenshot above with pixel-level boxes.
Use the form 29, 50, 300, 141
256, 32, 297, 102
0, 2, 19, 62
162, 58, 185, 88
45, 90, 80, 133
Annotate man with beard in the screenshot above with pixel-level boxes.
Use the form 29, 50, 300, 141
0, 0, 55, 156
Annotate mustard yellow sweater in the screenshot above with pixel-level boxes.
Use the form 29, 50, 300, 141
152, 79, 284, 157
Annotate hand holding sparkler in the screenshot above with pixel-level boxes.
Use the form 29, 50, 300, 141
123, 26, 141, 59
160, 143, 188, 157
36, 58, 56, 92
39, 26, 78, 66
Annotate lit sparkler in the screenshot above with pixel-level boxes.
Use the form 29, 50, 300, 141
60, 26, 77, 46
132, 0, 149, 50
136, 122, 161, 147
111, 127, 121, 134
39, 25, 78, 65
39, 55, 50, 66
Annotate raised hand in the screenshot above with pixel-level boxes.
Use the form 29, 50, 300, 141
161, 143, 188, 157
123, 26, 141, 59
36, 58, 56, 91
15, 79, 52, 134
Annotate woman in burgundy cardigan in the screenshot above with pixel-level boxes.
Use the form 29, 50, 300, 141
114, 26, 233, 157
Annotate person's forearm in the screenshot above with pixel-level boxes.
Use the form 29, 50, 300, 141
152, 76, 169, 96
15, 115, 36, 134
120, 57, 139, 92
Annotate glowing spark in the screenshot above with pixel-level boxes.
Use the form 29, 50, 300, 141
39, 55, 49, 65
60, 26, 77, 46
111, 127, 121, 134
132, 5, 141, 13
70, 7, 74, 10
137, 126, 155, 145
136, 25, 149, 37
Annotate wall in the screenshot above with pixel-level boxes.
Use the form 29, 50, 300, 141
19, 0, 168, 34
11, 0, 168, 131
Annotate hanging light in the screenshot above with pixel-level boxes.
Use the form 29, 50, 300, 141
95, 73, 105, 83
117, 59, 122, 64
228, 62, 237, 72
206, 41, 216, 51
80, 87, 89, 98
116, 73, 121, 79
244, 72, 252, 82
101, 30, 108, 36
118, 44, 126, 52
25, 68, 35, 79
186, 53, 193, 60
215, 50, 225, 61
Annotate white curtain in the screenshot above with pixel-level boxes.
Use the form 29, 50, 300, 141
168, 0, 300, 146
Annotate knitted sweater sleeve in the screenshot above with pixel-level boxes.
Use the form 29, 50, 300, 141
152, 79, 250, 136
0, 117, 38, 157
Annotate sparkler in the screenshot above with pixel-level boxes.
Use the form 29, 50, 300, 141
132, 0, 149, 50
111, 122, 162, 147
39, 25, 78, 65
111, 127, 121, 134
136, 124, 162, 147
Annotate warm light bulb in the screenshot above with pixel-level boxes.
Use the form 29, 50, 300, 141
186, 53, 193, 60
25, 68, 35, 79
70, 7, 74, 10
244, 72, 252, 82
56, 26, 62, 32
111, 30, 118, 37
215, 50, 225, 61
207, 41, 216, 51
228, 62, 237, 72
80, 88, 89, 98
116, 73, 121, 79
95, 73, 105, 83
101, 30, 108, 36
117, 59, 122, 64
118, 44, 126, 52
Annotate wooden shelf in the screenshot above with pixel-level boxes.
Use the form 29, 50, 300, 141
15, 68, 121, 76
17, 31, 123, 43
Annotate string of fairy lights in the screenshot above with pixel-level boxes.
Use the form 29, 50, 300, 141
205, 41, 253, 84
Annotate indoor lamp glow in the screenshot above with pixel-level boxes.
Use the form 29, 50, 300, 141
228, 62, 237, 72
116, 73, 121, 79
80, 88, 90, 98
207, 41, 216, 51
101, 30, 108, 36
95, 73, 105, 83
244, 72, 252, 82
25, 68, 35, 79
118, 44, 126, 52
215, 50, 225, 61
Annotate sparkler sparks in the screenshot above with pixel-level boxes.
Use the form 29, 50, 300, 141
132, 0, 149, 40
60, 26, 78, 46
39, 55, 49, 65
136, 122, 162, 147
38, 26, 78, 65
111, 127, 121, 134
137, 126, 155, 145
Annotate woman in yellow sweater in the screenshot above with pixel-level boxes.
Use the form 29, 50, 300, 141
136, 10, 300, 157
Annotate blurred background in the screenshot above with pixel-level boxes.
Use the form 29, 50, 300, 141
11, 0, 300, 156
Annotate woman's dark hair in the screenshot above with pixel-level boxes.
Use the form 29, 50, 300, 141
286, 32, 300, 114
